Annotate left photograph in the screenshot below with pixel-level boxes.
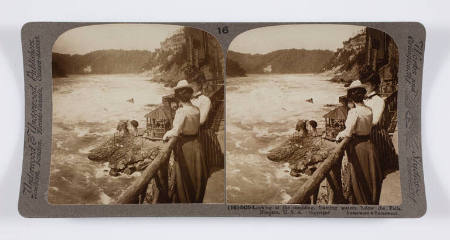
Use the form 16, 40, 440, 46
50, 24, 224, 204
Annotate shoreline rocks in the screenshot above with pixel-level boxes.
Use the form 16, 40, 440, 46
267, 134, 335, 177
267, 133, 336, 204
88, 134, 163, 176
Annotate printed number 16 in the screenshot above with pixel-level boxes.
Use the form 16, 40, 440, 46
218, 26, 229, 34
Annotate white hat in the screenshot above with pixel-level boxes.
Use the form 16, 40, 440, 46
173, 80, 193, 91
347, 80, 365, 91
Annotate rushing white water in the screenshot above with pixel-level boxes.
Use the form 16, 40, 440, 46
50, 74, 173, 204
226, 74, 346, 204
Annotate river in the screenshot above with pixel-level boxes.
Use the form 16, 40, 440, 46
226, 73, 346, 204
50, 74, 223, 204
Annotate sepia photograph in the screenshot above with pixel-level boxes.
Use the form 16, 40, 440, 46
226, 24, 400, 205
50, 24, 224, 204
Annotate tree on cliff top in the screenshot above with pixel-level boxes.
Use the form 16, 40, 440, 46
226, 58, 246, 77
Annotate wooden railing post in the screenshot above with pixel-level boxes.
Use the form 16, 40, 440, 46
115, 137, 178, 204
325, 153, 346, 204
287, 137, 350, 204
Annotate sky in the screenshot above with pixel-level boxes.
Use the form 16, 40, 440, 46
229, 24, 365, 54
52, 24, 182, 55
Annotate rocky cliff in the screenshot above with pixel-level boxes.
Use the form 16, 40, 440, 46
226, 58, 247, 77
321, 32, 367, 83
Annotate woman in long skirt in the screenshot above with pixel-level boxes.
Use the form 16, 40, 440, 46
360, 67, 398, 176
337, 80, 383, 204
163, 80, 208, 203
190, 73, 224, 174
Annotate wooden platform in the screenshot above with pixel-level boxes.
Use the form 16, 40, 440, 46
379, 170, 402, 205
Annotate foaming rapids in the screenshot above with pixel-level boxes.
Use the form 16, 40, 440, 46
49, 74, 172, 204
226, 74, 346, 204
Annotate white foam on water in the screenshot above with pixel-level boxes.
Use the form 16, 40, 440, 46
60, 176, 72, 184
96, 128, 117, 137
94, 162, 111, 178
241, 176, 254, 184
263, 172, 272, 185
226, 186, 241, 192
130, 171, 142, 177
274, 162, 291, 179
50, 74, 172, 204
279, 189, 292, 203
74, 127, 90, 137
99, 191, 113, 204
227, 74, 345, 127
253, 126, 294, 141
53, 74, 172, 125
55, 140, 63, 149
258, 145, 274, 155
234, 139, 249, 151
78, 145, 95, 154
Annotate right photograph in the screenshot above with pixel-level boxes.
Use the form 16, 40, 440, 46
226, 24, 400, 205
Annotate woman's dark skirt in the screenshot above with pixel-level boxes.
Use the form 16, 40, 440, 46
173, 134, 208, 203
199, 127, 224, 176
370, 125, 398, 177
345, 135, 383, 205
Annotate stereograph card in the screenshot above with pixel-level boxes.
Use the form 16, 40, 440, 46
19, 22, 426, 217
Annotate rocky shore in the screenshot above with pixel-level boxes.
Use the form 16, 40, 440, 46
267, 131, 336, 177
88, 133, 163, 176
266, 128, 338, 204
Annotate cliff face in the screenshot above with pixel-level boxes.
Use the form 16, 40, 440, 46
227, 49, 334, 75
143, 45, 189, 87
144, 27, 224, 88
321, 32, 367, 83
226, 58, 247, 77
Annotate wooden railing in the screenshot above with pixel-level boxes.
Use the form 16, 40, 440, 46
287, 137, 350, 204
116, 136, 347, 204
115, 137, 178, 204
116, 115, 344, 205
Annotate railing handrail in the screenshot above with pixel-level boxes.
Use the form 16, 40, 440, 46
115, 137, 178, 204
287, 137, 350, 204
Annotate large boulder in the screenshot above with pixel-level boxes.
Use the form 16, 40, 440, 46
267, 141, 298, 162
88, 134, 163, 176
267, 135, 334, 176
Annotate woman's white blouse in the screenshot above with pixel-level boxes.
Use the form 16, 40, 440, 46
163, 105, 200, 140
364, 91, 385, 126
337, 105, 373, 140
191, 92, 211, 125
